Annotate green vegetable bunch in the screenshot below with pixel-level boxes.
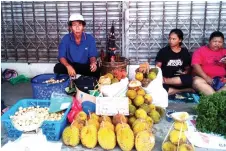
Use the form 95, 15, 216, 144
196, 91, 226, 138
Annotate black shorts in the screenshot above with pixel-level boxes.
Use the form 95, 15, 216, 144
163, 74, 193, 92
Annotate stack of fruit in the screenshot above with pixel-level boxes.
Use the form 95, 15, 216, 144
62, 110, 156, 151
135, 62, 158, 87
162, 112, 194, 151
98, 69, 127, 85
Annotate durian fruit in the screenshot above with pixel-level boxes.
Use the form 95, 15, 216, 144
117, 125, 134, 151
100, 121, 114, 131
80, 124, 97, 148
87, 118, 100, 130
178, 144, 194, 151
126, 89, 137, 100
135, 108, 147, 119
132, 119, 149, 135
169, 130, 187, 145
149, 104, 156, 111
115, 123, 130, 133
62, 126, 80, 147
98, 127, 116, 150
99, 115, 112, 123
71, 120, 85, 132
137, 88, 146, 96
89, 113, 99, 121
162, 141, 177, 151
140, 103, 150, 113
144, 94, 152, 104
149, 110, 161, 124
112, 113, 128, 126
129, 104, 136, 116
135, 130, 155, 151
174, 122, 188, 131
75, 111, 87, 122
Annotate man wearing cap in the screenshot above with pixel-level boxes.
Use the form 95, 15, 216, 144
54, 14, 100, 79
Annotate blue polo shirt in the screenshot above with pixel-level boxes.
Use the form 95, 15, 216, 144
58, 32, 98, 64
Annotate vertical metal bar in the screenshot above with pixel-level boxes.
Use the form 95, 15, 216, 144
32, 1, 38, 61
21, 1, 28, 62
80, 1, 82, 15
44, 2, 49, 62
93, 2, 95, 37
162, 1, 165, 48
217, 1, 222, 31
176, 1, 179, 29
1, 2, 8, 61
136, 2, 138, 63
149, 1, 151, 63
106, 2, 108, 52
68, 1, 70, 33
56, 2, 59, 45
11, 1, 18, 61
188, 1, 193, 50
202, 1, 207, 45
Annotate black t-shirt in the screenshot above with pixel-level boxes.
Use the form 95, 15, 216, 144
155, 46, 191, 78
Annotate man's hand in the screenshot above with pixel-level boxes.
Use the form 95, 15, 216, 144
204, 76, 213, 85
66, 65, 76, 76
90, 62, 97, 72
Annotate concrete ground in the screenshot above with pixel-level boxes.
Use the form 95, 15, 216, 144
1, 81, 221, 151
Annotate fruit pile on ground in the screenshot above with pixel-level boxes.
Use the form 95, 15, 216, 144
135, 63, 158, 87
62, 111, 156, 150
162, 121, 194, 151
99, 69, 127, 85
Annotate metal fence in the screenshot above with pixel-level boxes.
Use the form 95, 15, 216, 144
1, 1, 225, 64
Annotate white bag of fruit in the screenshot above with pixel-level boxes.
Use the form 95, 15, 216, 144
143, 67, 168, 108
162, 112, 195, 151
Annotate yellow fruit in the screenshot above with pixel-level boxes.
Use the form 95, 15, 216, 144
88, 118, 100, 130
137, 88, 146, 96
112, 113, 128, 126
144, 94, 153, 104
89, 113, 99, 121
117, 126, 134, 151
133, 95, 144, 107
111, 78, 119, 84
133, 119, 149, 135
99, 115, 112, 123
178, 144, 194, 151
62, 126, 80, 147
135, 130, 155, 151
149, 104, 156, 111
126, 90, 137, 100
149, 110, 161, 124
169, 130, 187, 145
71, 120, 85, 132
81, 125, 97, 148
146, 116, 154, 128
115, 123, 130, 133
105, 73, 114, 80
98, 127, 116, 150
100, 121, 114, 131
75, 111, 87, 121
135, 108, 147, 119
128, 98, 132, 104
129, 104, 136, 116
140, 103, 150, 113
162, 141, 177, 151
135, 72, 144, 81
128, 116, 136, 126
148, 72, 157, 80
174, 122, 188, 131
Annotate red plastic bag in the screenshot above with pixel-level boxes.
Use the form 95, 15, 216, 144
67, 97, 82, 123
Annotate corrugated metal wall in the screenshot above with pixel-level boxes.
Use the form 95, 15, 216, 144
1, 1, 122, 62
1, 1, 225, 65
125, 1, 226, 64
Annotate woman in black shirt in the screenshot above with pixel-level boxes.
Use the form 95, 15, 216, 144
155, 29, 194, 95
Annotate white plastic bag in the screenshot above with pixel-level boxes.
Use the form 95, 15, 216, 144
143, 67, 168, 108
99, 78, 129, 97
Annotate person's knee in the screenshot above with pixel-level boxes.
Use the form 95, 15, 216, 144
192, 76, 204, 87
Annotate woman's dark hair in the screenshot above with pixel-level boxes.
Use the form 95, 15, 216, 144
68, 20, 86, 26
169, 29, 184, 46
209, 31, 224, 42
